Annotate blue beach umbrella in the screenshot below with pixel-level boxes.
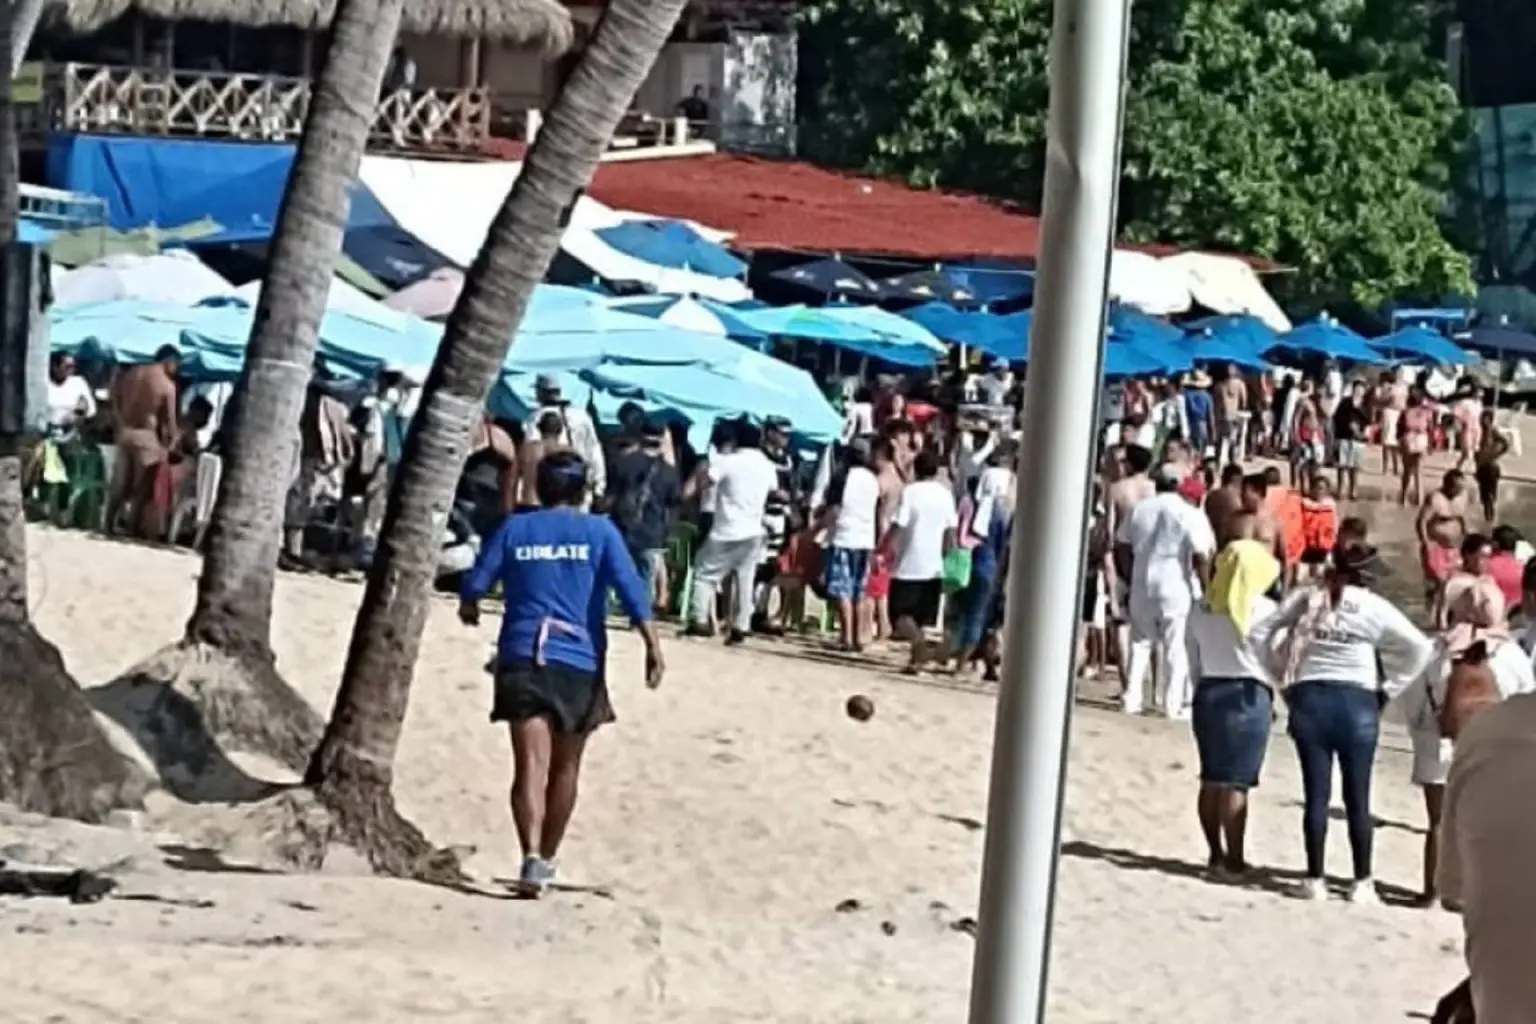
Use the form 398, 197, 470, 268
595, 220, 747, 279
1273, 317, 1384, 363
1370, 326, 1472, 365
606, 294, 767, 342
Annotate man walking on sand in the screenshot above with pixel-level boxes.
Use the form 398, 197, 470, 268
460, 451, 663, 895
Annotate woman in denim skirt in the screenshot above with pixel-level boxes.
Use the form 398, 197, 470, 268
1186, 540, 1282, 878
1251, 542, 1434, 903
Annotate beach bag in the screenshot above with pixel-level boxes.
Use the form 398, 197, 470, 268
942, 547, 973, 594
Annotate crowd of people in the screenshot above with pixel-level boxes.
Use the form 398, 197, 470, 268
1096, 359, 1536, 1018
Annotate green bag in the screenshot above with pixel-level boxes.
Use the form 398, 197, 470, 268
941, 547, 973, 594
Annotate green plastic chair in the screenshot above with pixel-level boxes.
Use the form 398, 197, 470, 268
664, 521, 698, 617
62, 442, 109, 531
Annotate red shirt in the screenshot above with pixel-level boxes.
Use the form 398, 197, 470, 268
1487, 551, 1523, 610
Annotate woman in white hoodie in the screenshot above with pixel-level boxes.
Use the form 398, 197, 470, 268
1250, 542, 1435, 903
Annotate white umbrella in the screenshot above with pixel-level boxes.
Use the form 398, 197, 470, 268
53, 250, 231, 307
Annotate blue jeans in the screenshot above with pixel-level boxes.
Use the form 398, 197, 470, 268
951, 572, 998, 651
1286, 682, 1381, 880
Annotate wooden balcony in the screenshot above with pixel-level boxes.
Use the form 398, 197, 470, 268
17, 62, 492, 154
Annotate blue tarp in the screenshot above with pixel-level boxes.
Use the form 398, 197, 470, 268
47, 134, 455, 288
48, 133, 289, 230
594, 221, 746, 279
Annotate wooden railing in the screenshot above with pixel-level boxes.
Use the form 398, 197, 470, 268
20, 62, 491, 153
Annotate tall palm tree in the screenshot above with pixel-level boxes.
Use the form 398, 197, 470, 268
121, 0, 570, 782
302, 0, 692, 879
0, 0, 145, 820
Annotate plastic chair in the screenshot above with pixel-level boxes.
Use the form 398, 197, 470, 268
664, 521, 698, 616
167, 453, 223, 548
52, 441, 109, 531
1495, 401, 1527, 458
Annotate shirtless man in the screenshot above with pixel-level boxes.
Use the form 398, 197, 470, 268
1106, 444, 1156, 667
1215, 365, 1247, 464
1226, 472, 1285, 577
513, 412, 565, 510
1204, 464, 1246, 550
106, 345, 180, 538
1419, 470, 1470, 606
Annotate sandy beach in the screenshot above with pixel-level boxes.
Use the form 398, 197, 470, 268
2, 526, 1468, 1022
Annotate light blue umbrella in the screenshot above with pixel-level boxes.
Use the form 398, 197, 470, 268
818, 303, 947, 353
605, 294, 767, 342
737, 304, 938, 367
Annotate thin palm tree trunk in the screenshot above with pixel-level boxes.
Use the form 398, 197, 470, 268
9, 0, 43, 75
122, 0, 409, 780
302, 0, 691, 878
0, 1, 145, 820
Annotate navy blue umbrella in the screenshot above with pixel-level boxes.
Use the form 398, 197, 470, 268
1465, 325, 1536, 357
877, 269, 979, 306
770, 258, 883, 300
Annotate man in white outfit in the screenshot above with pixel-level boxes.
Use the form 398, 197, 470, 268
1115, 466, 1216, 719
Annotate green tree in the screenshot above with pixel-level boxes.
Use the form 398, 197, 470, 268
798, 0, 1473, 308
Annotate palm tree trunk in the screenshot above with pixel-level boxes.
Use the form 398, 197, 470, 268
302, 0, 691, 879
9, 0, 43, 75
120, 0, 409, 783
0, 2, 146, 820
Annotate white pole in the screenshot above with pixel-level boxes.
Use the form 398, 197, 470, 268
966, 0, 1132, 1019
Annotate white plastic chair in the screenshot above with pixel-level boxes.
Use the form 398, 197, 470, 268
167, 453, 222, 549
1494, 402, 1527, 458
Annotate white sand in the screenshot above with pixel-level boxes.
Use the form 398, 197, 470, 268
2, 528, 1465, 1022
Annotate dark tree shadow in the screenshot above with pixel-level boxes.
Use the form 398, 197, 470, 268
88, 674, 287, 805
1061, 839, 1303, 899
159, 843, 279, 875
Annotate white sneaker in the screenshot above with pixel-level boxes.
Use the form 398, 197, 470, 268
1293, 877, 1326, 901
1347, 879, 1381, 905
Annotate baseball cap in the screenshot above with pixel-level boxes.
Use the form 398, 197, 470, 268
534, 373, 561, 392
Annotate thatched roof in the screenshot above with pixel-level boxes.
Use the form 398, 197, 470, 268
50, 0, 573, 50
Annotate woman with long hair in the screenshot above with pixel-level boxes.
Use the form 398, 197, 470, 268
1250, 540, 1434, 902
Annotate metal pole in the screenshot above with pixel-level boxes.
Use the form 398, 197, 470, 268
966, 0, 1132, 1019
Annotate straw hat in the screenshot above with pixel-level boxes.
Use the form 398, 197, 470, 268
1187, 369, 1213, 388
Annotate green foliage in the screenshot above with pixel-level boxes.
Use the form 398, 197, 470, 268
798, 0, 1474, 309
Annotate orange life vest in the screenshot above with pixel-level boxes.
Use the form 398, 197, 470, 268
1301, 499, 1339, 554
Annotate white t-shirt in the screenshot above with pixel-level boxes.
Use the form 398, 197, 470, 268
1116, 492, 1215, 604
1439, 693, 1536, 1023
828, 466, 880, 550
841, 402, 875, 442
891, 478, 958, 581
972, 465, 1014, 537
979, 374, 1010, 406
47, 375, 95, 428
1248, 584, 1434, 696
706, 447, 778, 543
1186, 596, 1279, 684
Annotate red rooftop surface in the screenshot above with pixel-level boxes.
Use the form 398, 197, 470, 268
589, 153, 1043, 260
588, 152, 1277, 268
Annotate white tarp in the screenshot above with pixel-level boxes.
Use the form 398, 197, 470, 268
1160, 252, 1291, 331
1108, 249, 1193, 315
53, 250, 232, 307
358, 156, 750, 302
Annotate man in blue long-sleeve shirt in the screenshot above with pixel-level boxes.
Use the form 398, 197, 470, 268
461, 450, 665, 894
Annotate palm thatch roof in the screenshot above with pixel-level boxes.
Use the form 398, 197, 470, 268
49, 0, 573, 50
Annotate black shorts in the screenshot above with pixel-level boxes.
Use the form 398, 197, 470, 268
1475, 463, 1500, 506
1080, 572, 1099, 623
491, 659, 614, 735
889, 578, 943, 629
